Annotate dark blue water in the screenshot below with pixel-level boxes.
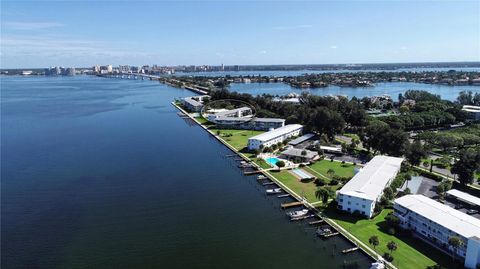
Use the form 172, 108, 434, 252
230, 82, 480, 101
1, 76, 371, 268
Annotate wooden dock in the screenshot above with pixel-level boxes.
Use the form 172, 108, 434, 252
263, 182, 276, 185
308, 219, 324, 225
277, 194, 290, 198
244, 170, 263, 175
342, 247, 359, 254
323, 232, 339, 238
281, 201, 303, 209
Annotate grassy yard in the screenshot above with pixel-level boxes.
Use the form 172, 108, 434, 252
308, 159, 356, 178
325, 208, 454, 269
209, 128, 264, 151
270, 170, 322, 203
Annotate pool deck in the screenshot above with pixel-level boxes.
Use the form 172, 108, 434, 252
171, 102, 394, 269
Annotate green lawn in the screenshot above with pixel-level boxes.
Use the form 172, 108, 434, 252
270, 170, 322, 203
209, 128, 264, 151
325, 209, 454, 269
308, 159, 356, 178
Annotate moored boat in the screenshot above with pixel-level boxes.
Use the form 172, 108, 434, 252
266, 188, 282, 194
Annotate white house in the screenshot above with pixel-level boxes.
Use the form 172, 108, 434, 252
336, 155, 404, 218
462, 105, 480, 121
394, 195, 480, 269
247, 124, 303, 150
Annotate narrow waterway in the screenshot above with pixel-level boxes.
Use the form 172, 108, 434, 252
1, 76, 371, 269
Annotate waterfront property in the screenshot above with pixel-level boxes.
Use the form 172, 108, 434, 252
247, 124, 303, 150
211, 116, 285, 131
336, 155, 404, 218
280, 147, 319, 163
394, 194, 480, 269
182, 95, 210, 112
462, 105, 480, 121
207, 106, 285, 130
207, 106, 253, 121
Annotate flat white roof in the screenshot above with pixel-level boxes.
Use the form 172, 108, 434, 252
320, 145, 342, 152
395, 195, 480, 239
338, 155, 404, 201
462, 105, 480, 113
447, 189, 480, 207
288, 133, 315, 145
214, 107, 252, 117
249, 124, 303, 142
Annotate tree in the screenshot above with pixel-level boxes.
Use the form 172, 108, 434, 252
369, 235, 379, 250
451, 149, 480, 185
315, 187, 334, 203
385, 214, 400, 228
406, 141, 428, 166
301, 150, 307, 156
436, 180, 453, 199
276, 160, 285, 168
327, 168, 335, 178
387, 241, 398, 254
448, 236, 463, 263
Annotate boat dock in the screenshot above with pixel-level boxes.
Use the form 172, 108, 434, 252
323, 232, 339, 238
244, 170, 263, 175
262, 182, 276, 185
277, 194, 290, 198
308, 219, 324, 225
281, 201, 303, 209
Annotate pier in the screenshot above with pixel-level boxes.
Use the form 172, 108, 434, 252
281, 201, 303, 209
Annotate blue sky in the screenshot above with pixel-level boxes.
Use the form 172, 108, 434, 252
1, 0, 479, 68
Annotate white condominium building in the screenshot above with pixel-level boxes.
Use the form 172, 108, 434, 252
394, 195, 480, 269
247, 124, 303, 150
336, 155, 404, 218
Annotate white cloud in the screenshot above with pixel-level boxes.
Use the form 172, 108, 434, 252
4, 21, 64, 30
273, 24, 312, 30
330, 45, 337, 49
259, 50, 267, 54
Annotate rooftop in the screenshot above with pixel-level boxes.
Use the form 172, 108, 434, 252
249, 124, 303, 142
183, 96, 203, 107
395, 194, 480, 239
447, 189, 480, 207
281, 147, 318, 159
213, 107, 252, 117
288, 133, 315, 145
338, 155, 404, 201
462, 105, 480, 113
213, 117, 284, 123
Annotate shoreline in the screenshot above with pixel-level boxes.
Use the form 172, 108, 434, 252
171, 101, 394, 268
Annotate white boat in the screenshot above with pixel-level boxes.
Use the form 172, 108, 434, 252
287, 209, 309, 218
316, 227, 332, 236
369, 262, 385, 269
266, 188, 282, 194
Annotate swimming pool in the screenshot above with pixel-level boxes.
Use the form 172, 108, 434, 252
265, 157, 280, 167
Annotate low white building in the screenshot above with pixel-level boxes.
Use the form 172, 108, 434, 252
462, 105, 480, 121
394, 195, 480, 269
336, 155, 404, 218
182, 95, 209, 112
247, 124, 303, 150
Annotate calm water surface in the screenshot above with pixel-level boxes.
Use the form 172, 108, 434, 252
230, 82, 480, 100
2, 76, 371, 269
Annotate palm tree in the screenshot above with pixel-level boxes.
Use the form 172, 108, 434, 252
448, 236, 463, 263
369, 235, 379, 250
327, 168, 335, 178
315, 187, 334, 203
387, 241, 398, 254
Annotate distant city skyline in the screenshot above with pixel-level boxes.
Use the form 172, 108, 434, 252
1, 0, 479, 68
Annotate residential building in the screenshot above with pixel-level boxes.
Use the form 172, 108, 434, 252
462, 105, 480, 121
207, 107, 253, 121
212, 116, 285, 131
336, 155, 404, 218
394, 195, 480, 269
182, 95, 209, 112
280, 147, 318, 163
247, 124, 303, 150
